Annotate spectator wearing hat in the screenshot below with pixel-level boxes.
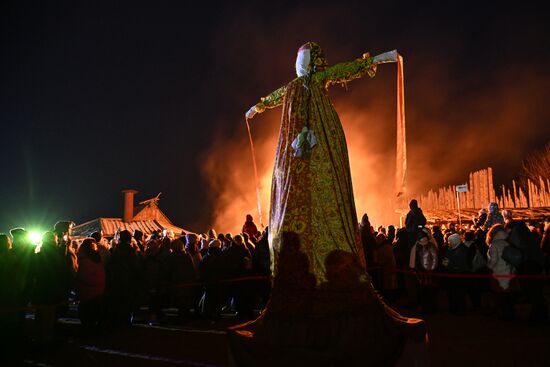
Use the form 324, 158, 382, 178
441, 233, 470, 315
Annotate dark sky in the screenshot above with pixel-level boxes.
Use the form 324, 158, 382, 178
1, 1, 549, 233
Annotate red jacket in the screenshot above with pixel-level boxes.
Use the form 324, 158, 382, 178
242, 221, 259, 238
77, 257, 105, 301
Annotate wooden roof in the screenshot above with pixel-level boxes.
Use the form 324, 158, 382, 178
72, 193, 192, 238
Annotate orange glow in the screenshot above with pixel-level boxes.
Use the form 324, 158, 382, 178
202, 57, 550, 234
203, 104, 400, 234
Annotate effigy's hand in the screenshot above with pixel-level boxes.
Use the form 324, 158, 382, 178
372, 50, 398, 64
246, 106, 257, 120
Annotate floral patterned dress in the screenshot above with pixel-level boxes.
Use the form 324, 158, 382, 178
255, 45, 377, 283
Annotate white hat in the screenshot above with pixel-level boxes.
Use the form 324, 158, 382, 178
447, 233, 462, 247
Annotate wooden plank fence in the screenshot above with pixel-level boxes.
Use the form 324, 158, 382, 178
414, 167, 550, 211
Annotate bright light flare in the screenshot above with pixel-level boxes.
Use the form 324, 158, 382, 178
28, 231, 43, 245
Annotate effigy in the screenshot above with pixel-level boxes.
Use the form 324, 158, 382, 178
229, 42, 427, 366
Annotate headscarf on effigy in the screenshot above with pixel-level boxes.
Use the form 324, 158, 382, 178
295, 42, 328, 77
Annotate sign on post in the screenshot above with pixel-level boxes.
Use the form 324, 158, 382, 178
456, 184, 468, 193
455, 184, 468, 227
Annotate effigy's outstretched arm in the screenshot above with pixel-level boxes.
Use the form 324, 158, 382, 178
318, 54, 377, 87
318, 49, 398, 87
245, 85, 287, 120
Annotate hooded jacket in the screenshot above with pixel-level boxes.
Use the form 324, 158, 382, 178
487, 230, 514, 290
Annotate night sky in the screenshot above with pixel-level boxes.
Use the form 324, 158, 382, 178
1, 1, 549, 234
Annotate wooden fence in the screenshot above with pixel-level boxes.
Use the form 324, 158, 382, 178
415, 167, 550, 211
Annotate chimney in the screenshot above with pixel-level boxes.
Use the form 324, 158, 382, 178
122, 189, 139, 222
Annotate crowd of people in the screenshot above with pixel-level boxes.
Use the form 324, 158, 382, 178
361, 199, 550, 322
0, 215, 271, 350
1, 204, 549, 352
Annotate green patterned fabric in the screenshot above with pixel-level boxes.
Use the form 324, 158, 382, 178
254, 49, 377, 283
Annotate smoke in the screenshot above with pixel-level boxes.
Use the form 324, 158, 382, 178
202, 112, 279, 234
202, 56, 550, 233
200, 4, 550, 233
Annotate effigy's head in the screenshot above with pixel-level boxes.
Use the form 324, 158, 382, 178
295, 42, 328, 77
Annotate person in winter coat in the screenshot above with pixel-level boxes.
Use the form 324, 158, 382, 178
252, 227, 271, 310
373, 233, 397, 302
431, 226, 445, 252
0, 234, 19, 357
473, 208, 487, 229
144, 234, 169, 324
359, 213, 377, 266
224, 234, 252, 317
106, 230, 143, 328
504, 212, 548, 323
185, 233, 203, 271
392, 228, 409, 297
77, 238, 106, 335
405, 199, 427, 247
32, 231, 72, 344
253, 227, 271, 276
242, 214, 259, 239
199, 235, 210, 257
486, 224, 517, 320
482, 202, 504, 232
162, 238, 196, 322
392, 228, 409, 269
441, 233, 470, 315
463, 230, 487, 311
199, 239, 226, 321
410, 230, 438, 314
242, 233, 256, 258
